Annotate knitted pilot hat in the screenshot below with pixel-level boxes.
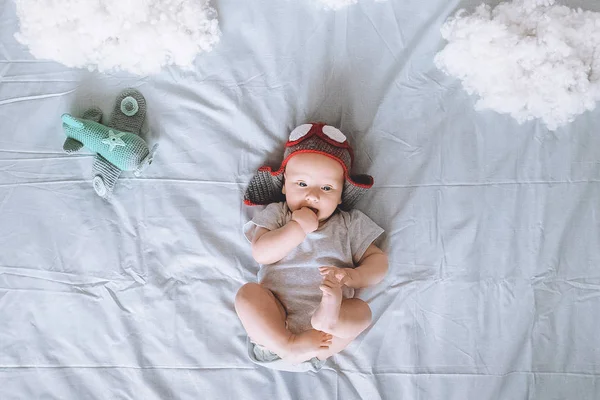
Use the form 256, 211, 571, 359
244, 123, 373, 210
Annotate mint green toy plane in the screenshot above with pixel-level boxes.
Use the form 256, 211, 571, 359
61, 89, 157, 199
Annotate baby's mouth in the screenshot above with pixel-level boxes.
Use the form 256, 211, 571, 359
307, 207, 318, 215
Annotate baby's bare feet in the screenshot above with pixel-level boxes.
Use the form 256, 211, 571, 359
280, 329, 332, 364
311, 271, 343, 334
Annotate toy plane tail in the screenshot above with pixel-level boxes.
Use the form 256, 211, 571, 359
63, 137, 84, 153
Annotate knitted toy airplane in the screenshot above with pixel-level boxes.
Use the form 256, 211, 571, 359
61, 89, 157, 199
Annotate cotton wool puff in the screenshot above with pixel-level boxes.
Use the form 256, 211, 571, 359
434, 0, 600, 130
13, 0, 220, 75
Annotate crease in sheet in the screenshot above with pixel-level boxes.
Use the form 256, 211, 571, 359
0, 89, 76, 106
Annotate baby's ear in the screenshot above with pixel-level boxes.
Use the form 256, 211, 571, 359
282, 174, 286, 194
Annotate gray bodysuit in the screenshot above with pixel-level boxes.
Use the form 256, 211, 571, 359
244, 202, 384, 334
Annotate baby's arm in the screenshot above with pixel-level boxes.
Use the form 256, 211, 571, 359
251, 207, 318, 265
345, 244, 388, 289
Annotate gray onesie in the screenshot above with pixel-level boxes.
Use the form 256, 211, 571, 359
244, 202, 384, 334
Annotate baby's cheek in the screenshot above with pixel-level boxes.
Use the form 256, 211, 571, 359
330, 195, 342, 207
286, 197, 301, 211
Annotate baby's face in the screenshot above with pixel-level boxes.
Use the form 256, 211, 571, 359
283, 153, 344, 221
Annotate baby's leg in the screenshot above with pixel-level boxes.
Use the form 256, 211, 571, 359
312, 297, 372, 339
313, 299, 372, 360
235, 283, 332, 363
311, 272, 372, 338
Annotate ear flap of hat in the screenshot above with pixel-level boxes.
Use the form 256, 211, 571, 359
243, 168, 285, 206
340, 173, 374, 211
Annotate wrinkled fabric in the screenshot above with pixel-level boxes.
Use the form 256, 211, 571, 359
1, 0, 600, 398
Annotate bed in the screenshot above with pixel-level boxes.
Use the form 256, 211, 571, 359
1, 0, 599, 398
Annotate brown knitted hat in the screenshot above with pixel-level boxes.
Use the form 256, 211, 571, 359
244, 123, 373, 210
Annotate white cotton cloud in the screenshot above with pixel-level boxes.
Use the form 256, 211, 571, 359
434, 0, 600, 130
13, 0, 220, 75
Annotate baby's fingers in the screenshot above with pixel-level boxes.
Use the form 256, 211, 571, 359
319, 266, 334, 275
320, 276, 336, 287
322, 268, 346, 283
320, 277, 340, 290
338, 274, 350, 285
323, 275, 341, 288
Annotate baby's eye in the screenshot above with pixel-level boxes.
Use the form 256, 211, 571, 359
297, 182, 307, 187
322, 186, 332, 192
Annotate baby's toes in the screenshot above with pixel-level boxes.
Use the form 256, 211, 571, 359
320, 280, 343, 298
323, 275, 338, 285
324, 277, 341, 289
320, 333, 333, 346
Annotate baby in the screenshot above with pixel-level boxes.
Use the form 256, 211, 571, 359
235, 123, 388, 372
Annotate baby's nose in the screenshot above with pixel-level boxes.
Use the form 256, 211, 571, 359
306, 189, 319, 202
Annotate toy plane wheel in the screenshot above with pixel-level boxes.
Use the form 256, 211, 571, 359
93, 175, 107, 197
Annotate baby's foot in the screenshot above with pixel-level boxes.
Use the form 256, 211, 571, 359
311, 272, 343, 334
280, 329, 332, 364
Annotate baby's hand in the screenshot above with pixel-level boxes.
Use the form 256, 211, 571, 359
291, 207, 319, 234
319, 266, 353, 286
